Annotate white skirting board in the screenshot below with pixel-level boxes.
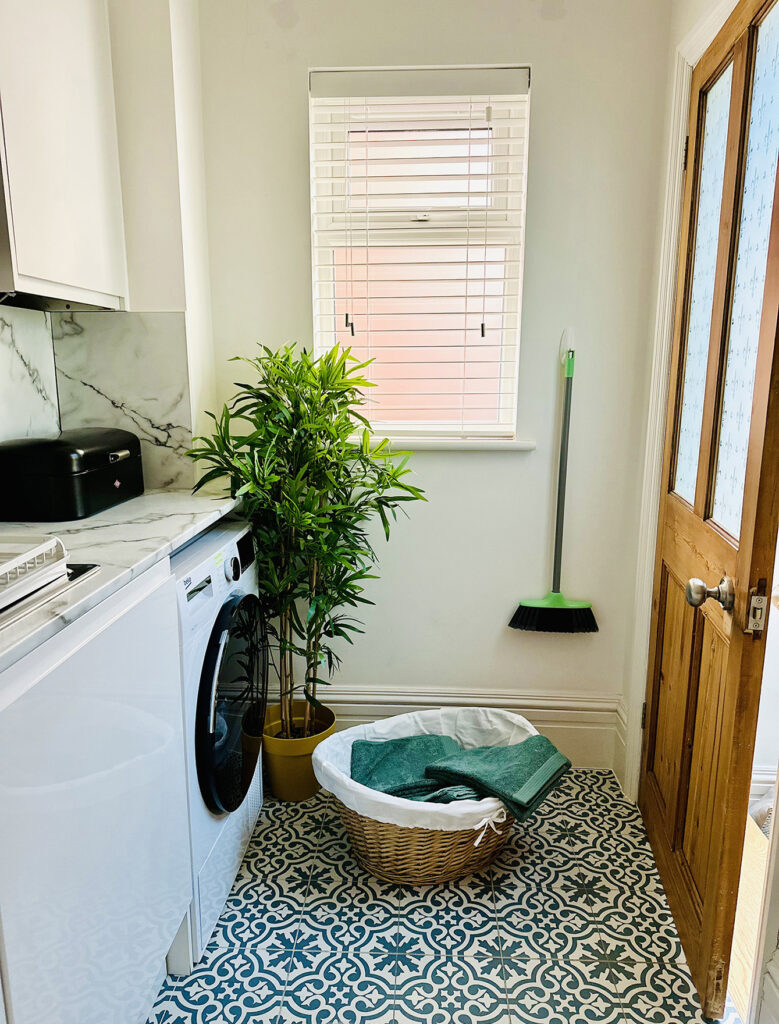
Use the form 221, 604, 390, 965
323, 686, 623, 778
753, 766, 778, 804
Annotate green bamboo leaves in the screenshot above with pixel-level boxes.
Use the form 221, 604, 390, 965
188, 345, 425, 738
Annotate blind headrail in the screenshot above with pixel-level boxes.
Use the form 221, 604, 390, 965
310, 66, 530, 99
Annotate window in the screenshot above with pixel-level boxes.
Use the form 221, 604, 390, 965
309, 66, 530, 440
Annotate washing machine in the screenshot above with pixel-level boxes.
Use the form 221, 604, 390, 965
170, 521, 265, 963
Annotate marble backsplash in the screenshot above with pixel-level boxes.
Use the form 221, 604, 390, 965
0, 307, 60, 442
52, 311, 196, 490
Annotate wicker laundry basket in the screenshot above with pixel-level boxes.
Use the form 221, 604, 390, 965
312, 707, 535, 886
333, 797, 513, 884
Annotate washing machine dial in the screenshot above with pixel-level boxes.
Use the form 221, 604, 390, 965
224, 555, 241, 583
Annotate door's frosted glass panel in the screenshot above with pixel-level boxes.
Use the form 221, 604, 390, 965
674, 65, 733, 504
712, 4, 779, 537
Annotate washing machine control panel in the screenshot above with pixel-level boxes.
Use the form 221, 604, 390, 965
173, 524, 253, 634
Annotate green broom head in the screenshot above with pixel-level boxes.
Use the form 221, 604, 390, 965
509, 590, 598, 633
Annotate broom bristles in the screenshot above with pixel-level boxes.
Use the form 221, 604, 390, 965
509, 603, 598, 633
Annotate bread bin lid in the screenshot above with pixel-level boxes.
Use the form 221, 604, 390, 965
0, 428, 142, 475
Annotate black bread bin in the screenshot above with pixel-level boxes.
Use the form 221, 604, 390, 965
0, 428, 144, 521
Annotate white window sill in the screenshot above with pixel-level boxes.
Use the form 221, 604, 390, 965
382, 437, 537, 452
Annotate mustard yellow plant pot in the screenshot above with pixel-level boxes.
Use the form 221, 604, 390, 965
263, 700, 336, 802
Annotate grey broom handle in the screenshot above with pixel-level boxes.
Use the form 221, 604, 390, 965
552, 350, 575, 593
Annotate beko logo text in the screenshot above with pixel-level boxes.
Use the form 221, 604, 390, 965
184, 577, 192, 589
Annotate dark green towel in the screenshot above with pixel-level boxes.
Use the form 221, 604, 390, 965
425, 734, 570, 821
351, 735, 460, 793
391, 780, 482, 803
350, 735, 481, 802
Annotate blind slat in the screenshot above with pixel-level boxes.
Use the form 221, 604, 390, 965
312, 155, 522, 169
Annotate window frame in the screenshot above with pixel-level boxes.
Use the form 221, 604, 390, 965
308, 66, 534, 450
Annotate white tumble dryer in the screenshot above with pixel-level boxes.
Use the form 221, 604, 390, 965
170, 522, 265, 964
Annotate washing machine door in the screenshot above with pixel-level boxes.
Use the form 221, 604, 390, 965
195, 593, 266, 814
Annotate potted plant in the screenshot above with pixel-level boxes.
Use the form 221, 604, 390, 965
189, 344, 425, 801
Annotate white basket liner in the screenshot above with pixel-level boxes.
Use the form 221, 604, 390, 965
312, 706, 538, 832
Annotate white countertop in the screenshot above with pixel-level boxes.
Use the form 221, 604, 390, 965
0, 488, 239, 674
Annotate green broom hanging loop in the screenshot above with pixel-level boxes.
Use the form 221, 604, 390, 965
509, 335, 598, 633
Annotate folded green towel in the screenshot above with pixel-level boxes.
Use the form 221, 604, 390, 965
351, 735, 461, 795
391, 780, 482, 803
420, 783, 482, 803
425, 734, 570, 821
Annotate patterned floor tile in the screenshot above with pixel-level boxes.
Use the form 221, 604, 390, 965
504, 959, 626, 1024
209, 849, 312, 945
150, 946, 287, 1023
280, 951, 397, 1023
493, 865, 618, 917
556, 769, 625, 799
393, 955, 512, 1023
392, 870, 496, 909
543, 781, 643, 838
244, 815, 324, 863
212, 818, 320, 930
557, 870, 626, 911
145, 772, 736, 1024
529, 813, 604, 855
209, 900, 302, 948
397, 904, 502, 959
497, 886, 602, 960
303, 850, 400, 916
614, 961, 711, 1023
232, 845, 315, 895
295, 905, 399, 957
312, 824, 351, 858
492, 835, 586, 894
208, 912, 301, 954
581, 833, 661, 891
594, 888, 685, 963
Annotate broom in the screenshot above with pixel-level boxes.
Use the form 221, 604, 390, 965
509, 342, 598, 633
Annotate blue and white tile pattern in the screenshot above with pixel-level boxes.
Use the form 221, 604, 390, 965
147, 770, 743, 1024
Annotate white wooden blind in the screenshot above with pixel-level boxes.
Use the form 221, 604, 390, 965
309, 67, 530, 438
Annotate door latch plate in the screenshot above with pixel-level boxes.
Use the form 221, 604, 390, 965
747, 594, 768, 632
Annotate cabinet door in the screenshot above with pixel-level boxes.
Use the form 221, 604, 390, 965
0, 568, 192, 1024
0, 0, 127, 306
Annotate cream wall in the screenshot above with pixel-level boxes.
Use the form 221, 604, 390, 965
198, 0, 672, 769
670, 0, 733, 39
170, 0, 218, 437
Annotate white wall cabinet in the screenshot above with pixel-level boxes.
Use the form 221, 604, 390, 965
0, 563, 192, 1024
0, 0, 128, 308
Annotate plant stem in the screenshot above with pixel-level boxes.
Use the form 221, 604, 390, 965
303, 558, 319, 738
280, 607, 292, 739
286, 611, 295, 735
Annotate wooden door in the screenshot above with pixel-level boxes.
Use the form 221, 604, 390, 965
639, 0, 779, 1016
